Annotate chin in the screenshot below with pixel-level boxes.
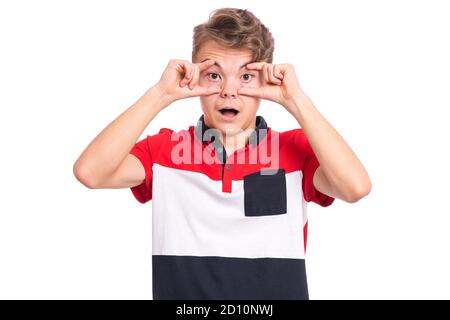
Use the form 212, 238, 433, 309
217, 114, 246, 132
217, 123, 243, 136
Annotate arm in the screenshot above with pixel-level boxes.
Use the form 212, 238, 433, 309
238, 62, 372, 203
73, 85, 170, 189
73, 59, 219, 189
289, 93, 372, 203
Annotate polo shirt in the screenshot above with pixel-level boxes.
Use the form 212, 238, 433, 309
129, 114, 335, 300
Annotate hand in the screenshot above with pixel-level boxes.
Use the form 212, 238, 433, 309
155, 59, 221, 104
237, 62, 307, 113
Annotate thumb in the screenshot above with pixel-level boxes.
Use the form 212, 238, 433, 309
238, 86, 263, 98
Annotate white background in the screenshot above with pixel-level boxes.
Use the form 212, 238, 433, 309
1, 0, 449, 299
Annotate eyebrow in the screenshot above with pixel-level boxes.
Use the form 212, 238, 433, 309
201, 59, 251, 70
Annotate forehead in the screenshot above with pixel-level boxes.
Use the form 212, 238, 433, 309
197, 40, 254, 68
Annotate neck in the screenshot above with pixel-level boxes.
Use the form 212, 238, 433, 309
220, 124, 256, 156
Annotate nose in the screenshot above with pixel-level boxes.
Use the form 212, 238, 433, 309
220, 80, 238, 98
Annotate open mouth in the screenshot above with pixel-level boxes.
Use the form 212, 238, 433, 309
218, 107, 239, 119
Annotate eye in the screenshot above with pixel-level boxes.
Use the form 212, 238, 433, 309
241, 73, 254, 82
206, 72, 221, 81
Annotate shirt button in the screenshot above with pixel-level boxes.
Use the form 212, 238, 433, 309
225, 165, 232, 170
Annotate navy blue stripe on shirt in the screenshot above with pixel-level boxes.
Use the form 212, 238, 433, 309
152, 255, 309, 300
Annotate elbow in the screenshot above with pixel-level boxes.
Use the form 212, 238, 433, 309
345, 178, 372, 203
73, 161, 99, 189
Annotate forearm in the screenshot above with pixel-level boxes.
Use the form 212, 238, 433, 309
289, 93, 371, 199
73, 85, 171, 187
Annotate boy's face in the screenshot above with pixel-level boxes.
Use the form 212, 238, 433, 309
195, 40, 262, 137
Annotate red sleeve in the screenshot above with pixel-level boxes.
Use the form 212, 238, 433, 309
129, 128, 171, 204
296, 129, 335, 207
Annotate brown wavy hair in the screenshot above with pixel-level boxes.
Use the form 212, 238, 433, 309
192, 8, 275, 63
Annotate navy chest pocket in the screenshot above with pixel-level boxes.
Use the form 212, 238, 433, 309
243, 168, 287, 217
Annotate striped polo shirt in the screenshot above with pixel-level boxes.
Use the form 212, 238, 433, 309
129, 114, 335, 300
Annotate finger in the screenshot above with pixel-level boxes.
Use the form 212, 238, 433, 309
181, 64, 193, 87
263, 64, 270, 84
238, 86, 264, 98
189, 64, 200, 90
193, 85, 221, 97
198, 59, 216, 71
268, 64, 282, 85
274, 65, 284, 80
180, 62, 193, 87
245, 62, 266, 71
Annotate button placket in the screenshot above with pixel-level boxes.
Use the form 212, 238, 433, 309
222, 161, 233, 193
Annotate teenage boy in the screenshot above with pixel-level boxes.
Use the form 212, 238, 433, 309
73, 8, 371, 299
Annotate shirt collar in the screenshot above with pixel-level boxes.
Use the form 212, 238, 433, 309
194, 114, 268, 147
